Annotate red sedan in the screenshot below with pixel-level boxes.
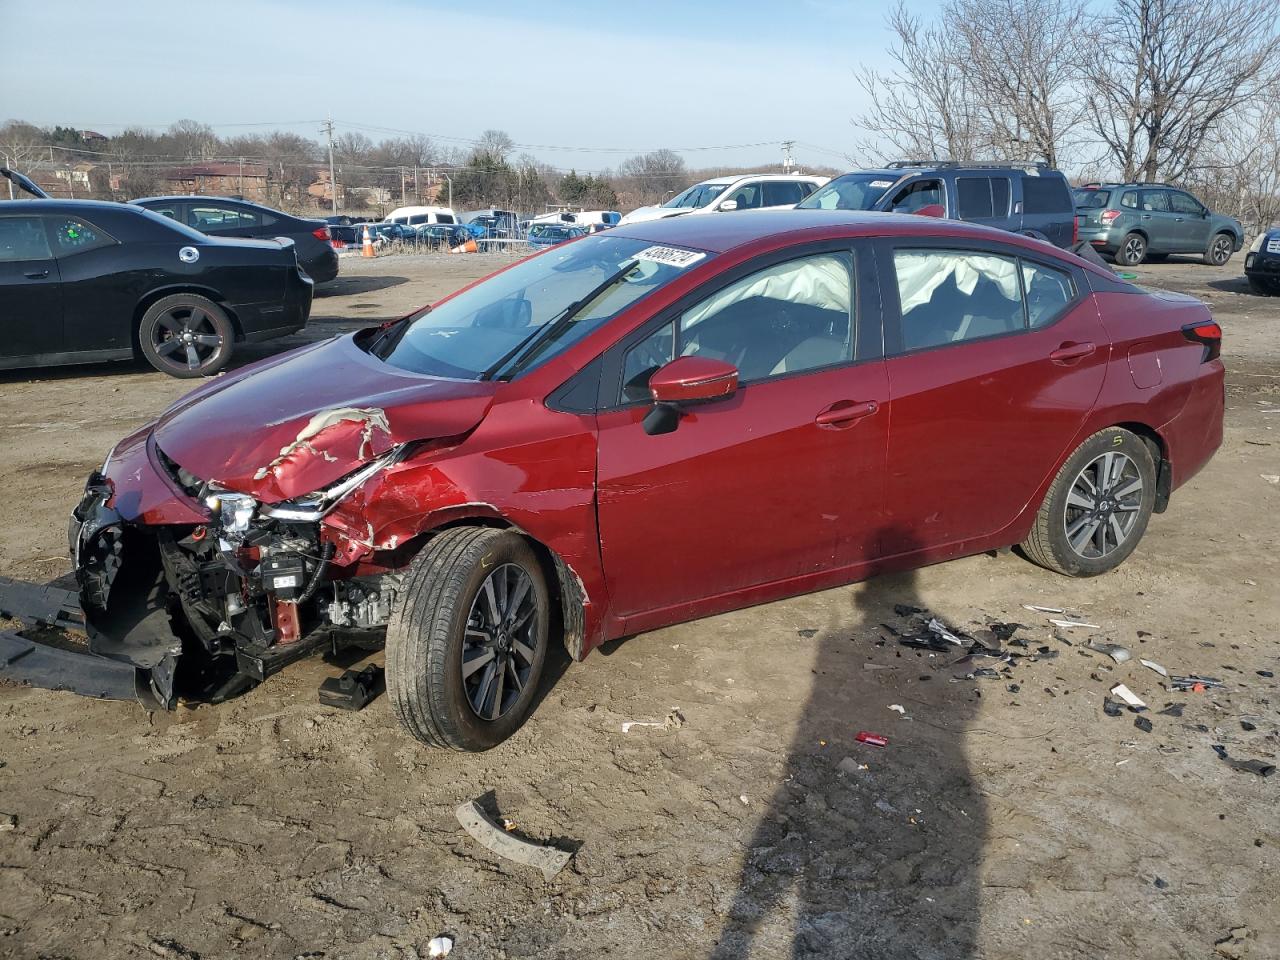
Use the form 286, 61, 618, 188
67, 210, 1223, 750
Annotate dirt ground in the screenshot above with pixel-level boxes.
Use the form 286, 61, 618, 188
1, 248, 1277, 960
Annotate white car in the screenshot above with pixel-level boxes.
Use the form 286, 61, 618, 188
619, 174, 827, 225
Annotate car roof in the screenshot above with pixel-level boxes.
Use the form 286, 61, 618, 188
608, 207, 1089, 258
0, 198, 147, 215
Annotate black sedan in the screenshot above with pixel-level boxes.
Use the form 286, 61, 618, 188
1245, 228, 1280, 295
131, 196, 339, 284
0, 199, 313, 378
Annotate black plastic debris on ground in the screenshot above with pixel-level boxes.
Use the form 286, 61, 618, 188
1212, 744, 1276, 778
319, 664, 385, 711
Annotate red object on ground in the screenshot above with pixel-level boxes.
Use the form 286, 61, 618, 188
856, 732, 889, 747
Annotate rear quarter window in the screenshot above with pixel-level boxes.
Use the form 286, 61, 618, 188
1022, 176, 1072, 214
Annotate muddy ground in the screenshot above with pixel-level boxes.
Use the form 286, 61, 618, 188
1, 249, 1277, 960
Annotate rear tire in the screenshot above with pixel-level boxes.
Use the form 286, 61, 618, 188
1204, 232, 1234, 266
386, 527, 550, 751
1115, 232, 1147, 266
1021, 427, 1156, 577
138, 294, 234, 378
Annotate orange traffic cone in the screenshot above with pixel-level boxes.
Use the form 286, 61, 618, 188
450, 238, 478, 254
362, 224, 374, 258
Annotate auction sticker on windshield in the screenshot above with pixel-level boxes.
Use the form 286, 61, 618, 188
633, 246, 707, 269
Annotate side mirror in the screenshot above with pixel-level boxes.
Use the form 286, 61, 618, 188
719, 200, 739, 211
913, 203, 946, 218
643, 356, 739, 436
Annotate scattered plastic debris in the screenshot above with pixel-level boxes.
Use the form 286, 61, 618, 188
1213, 745, 1276, 778
1261, 474, 1280, 484
318, 664, 384, 711
1157, 703, 1185, 717
455, 800, 575, 880
1050, 619, 1100, 630
837, 757, 870, 776
1134, 716, 1153, 733
1110, 683, 1146, 709
739, 794, 749, 805
888, 704, 906, 714
1140, 658, 1168, 678
1103, 698, 1124, 717
427, 936, 454, 958
621, 708, 686, 733
1087, 641, 1132, 664
1023, 604, 1065, 614
1171, 675, 1223, 691
927, 618, 966, 645
856, 731, 889, 747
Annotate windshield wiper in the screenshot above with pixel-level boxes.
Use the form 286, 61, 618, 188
481, 260, 638, 381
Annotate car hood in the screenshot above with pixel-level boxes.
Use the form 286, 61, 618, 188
151, 334, 498, 502
619, 206, 686, 225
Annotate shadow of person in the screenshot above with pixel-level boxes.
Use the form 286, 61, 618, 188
710, 527, 988, 959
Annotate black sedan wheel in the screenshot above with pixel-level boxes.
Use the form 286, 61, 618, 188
139, 294, 234, 378
1204, 233, 1234, 266
386, 527, 550, 751
1116, 232, 1147, 266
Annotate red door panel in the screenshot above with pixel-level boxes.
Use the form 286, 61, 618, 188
882, 298, 1108, 553
596, 362, 889, 619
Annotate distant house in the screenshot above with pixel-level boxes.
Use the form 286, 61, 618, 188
306, 169, 345, 209
158, 161, 269, 201
79, 130, 108, 146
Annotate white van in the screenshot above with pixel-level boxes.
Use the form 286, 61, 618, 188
384, 205, 459, 226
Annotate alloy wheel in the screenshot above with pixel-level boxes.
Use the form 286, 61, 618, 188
1211, 235, 1232, 265
461, 563, 540, 721
151, 305, 225, 373
1122, 235, 1146, 264
1063, 451, 1144, 559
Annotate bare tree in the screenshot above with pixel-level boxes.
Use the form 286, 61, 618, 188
951, 0, 1086, 166
0, 120, 46, 170
853, 2, 982, 162
476, 129, 515, 162
163, 119, 220, 159
1085, 0, 1280, 182
617, 149, 688, 206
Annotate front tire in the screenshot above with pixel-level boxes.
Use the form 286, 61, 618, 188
1204, 232, 1234, 266
1021, 428, 1156, 577
139, 294, 234, 378
386, 527, 550, 751
1116, 232, 1147, 266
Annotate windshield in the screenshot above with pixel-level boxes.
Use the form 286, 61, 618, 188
374, 235, 710, 379
1073, 188, 1110, 209
797, 173, 899, 211
660, 183, 729, 209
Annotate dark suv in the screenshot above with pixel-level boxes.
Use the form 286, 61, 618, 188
1073, 183, 1243, 267
796, 161, 1076, 247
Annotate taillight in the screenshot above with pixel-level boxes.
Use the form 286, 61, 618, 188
1182, 320, 1222, 362
313, 226, 331, 241
1100, 209, 1122, 225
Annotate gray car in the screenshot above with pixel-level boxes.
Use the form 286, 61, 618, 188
1073, 183, 1243, 267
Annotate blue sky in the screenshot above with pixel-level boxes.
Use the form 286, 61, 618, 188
0, 0, 944, 171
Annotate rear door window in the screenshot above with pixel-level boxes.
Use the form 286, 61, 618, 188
0, 216, 53, 261
1022, 176, 1072, 214
956, 178, 995, 219
892, 249, 1023, 350
1022, 261, 1075, 328
1120, 191, 1139, 209
724, 184, 763, 209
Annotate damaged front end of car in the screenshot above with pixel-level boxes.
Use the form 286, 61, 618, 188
68, 433, 420, 709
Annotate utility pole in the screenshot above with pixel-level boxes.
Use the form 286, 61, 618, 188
781, 140, 795, 174
320, 116, 338, 214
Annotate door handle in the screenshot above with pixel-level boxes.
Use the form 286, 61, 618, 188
24, 269, 50, 279
1049, 341, 1095, 364
1141, 214, 1151, 220
815, 399, 879, 427
1174, 217, 1184, 222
